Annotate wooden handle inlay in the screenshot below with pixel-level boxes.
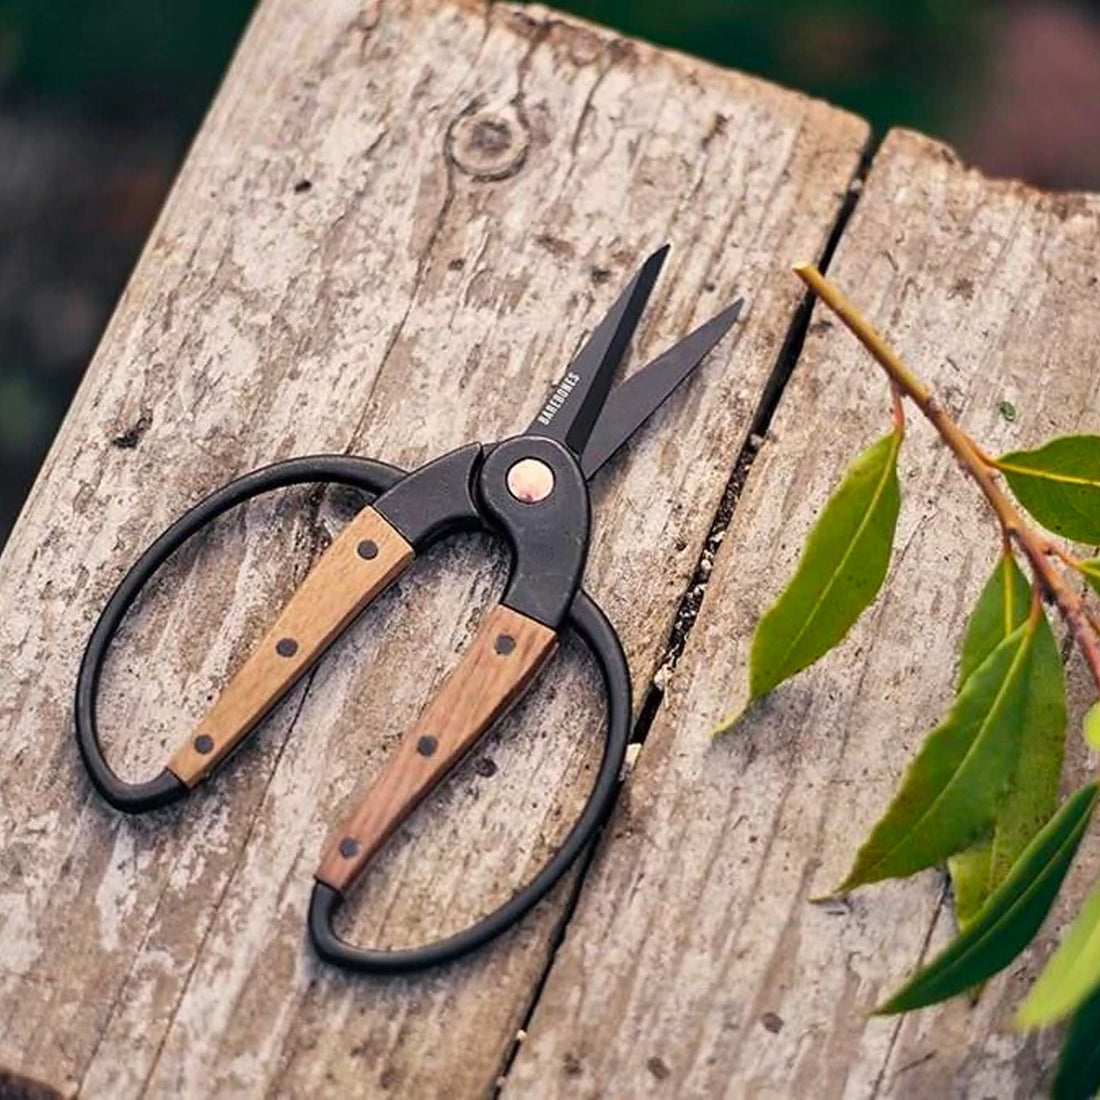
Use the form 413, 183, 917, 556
315, 604, 557, 893
168, 506, 413, 786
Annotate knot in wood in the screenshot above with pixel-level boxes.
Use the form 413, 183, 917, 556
449, 106, 529, 181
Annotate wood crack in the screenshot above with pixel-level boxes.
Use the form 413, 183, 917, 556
494, 129, 874, 1099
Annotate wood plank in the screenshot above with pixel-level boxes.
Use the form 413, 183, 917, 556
507, 128, 1100, 1098
0, 1, 866, 1095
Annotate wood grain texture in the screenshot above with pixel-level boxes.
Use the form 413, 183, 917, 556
507, 127, 1100, 1098
170, 507, 413, 786
317, 604, 556, 891
0, 0, 866, 1095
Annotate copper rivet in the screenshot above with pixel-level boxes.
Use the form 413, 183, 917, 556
495, 633, 516, 655
417, 735, 438, 757
506, 458, 554, 503
276, 637, 298, 658
357, 539, 378, 560
339, 837, 360, 858
194, 734, 215, 754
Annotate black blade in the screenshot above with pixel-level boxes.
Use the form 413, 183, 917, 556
579, 298, 743, 479
527, 245, 669, 458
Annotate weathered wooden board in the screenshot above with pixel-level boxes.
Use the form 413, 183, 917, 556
0, 0, 866, 1095
507, 128, 1100, 1098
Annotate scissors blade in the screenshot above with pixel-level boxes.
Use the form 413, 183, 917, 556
527, 244, 669, 458
579, 297, 743, 479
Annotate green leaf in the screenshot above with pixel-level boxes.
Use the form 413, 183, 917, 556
875, 783, 1099, 1014
748, 430, 902, 701
1054, 982, 1100, 1100
948, 553, 1032, 926
1077, 557, 1100, 598
1018, 875, 1100, 1028
957, 552, 1032, 688
948, 558, 1066, 929
1086, 701, 1100, 751
838, 618, 1037, 890
996, 435, 1100, 544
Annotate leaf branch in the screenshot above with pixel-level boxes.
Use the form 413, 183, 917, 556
794, 263, 1100, 698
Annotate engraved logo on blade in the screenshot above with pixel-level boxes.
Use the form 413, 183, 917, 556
536, 372, 580, 427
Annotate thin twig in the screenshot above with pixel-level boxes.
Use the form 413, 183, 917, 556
794, 262, 1100, 696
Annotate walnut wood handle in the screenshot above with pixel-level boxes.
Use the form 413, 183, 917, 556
168, 507, 414, 786
315, 604, 557, 893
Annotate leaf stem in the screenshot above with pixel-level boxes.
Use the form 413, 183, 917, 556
891, 382, 906, 435
793, 262, 1100, 697
1047, 542, 1084, 569
968, 439, 999, 468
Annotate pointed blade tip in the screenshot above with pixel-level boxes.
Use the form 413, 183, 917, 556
643, 242, 671, 273
721, 297, 745, 324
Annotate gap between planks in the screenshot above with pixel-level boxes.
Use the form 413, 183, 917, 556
491, 141, 875, 1096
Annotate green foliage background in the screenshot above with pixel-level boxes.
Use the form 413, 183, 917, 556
544, 0, 977, 137
1, 0, 256, 119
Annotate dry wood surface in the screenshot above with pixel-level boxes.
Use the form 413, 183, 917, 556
0, 0, 867, 1096
507, 129, 1100, 1098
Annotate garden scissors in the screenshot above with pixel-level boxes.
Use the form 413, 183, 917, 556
75, 244, 743, 972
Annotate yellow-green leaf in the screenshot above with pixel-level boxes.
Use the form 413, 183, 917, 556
997, 435, 1100, 544
1077, 557, 1100, 598
982, 616, 1064, 900
875, 783, 1098, 1014
748, 430, 901, 701
957, 552, 1031, 688
948, 554, 1031, 926
1018, 875, 1100, 1028
948, 557, 1065, 929
1053, 983, 1100, 1100
838, 619, 1037, 890
1086, 701, 1100, 750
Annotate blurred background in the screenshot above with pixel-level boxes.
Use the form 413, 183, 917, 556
2, 0, 1100, 547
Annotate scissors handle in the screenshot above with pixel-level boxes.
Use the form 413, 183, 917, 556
315, 603, 557, 891
308, 588, 631, 973
75, 456, 405, 813
169, 507, 413, 786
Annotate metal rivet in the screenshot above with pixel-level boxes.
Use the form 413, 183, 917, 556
495, 633, 516, 655
416, 735, 438, 757
194, 734, 215, 755
357, 539, 379, 560
275, 637, 298, 658
506, 458, 555, 503
339, 837, 360, 859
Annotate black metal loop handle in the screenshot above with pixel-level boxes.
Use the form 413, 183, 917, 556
307, 587, 631, 973
74, 456, 405, 813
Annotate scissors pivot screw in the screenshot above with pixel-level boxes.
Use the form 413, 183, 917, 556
506, 458, 554, 503
356, 539, 379, 560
